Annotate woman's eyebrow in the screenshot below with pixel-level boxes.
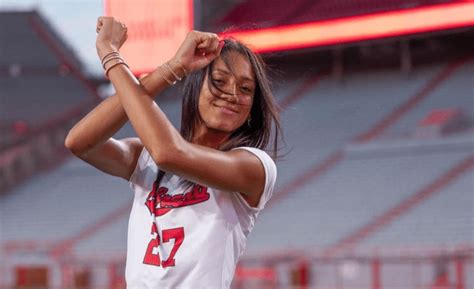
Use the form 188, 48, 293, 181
241, 76, 255, 84
213, 68, 255, 84
213, 68, 230, 74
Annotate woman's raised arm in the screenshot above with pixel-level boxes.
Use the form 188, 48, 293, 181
64, 67, 174, 155
95, 17, 268, 202
64, 21, 182, 180
64, 69, 172, 180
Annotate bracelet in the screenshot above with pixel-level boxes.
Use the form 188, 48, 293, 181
100, 51, 130, 79
100, 51, 119, 64
174, 59, 188, 77
159, 66, 176, 85
102, 55, 124, 70
159, 60, 188, 86
164, 62, 182, 81
105, 59, 129, 78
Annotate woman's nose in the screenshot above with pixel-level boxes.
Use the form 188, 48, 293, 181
221, 84, 238, 102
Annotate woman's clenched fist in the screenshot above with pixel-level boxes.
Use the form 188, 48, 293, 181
96, 16, 128, 60
171, 30, 224, 74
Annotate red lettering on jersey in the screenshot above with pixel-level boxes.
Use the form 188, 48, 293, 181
143, 181, 205, 267
145, 184, 210, 217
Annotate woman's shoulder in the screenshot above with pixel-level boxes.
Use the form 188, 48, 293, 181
231, 146, 273, 160
231, 146, 277, 175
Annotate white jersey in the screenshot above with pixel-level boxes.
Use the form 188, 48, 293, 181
126, 146, 277, 289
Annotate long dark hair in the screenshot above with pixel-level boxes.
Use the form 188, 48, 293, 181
155, 38, 282, 186
181, 38, 282, 156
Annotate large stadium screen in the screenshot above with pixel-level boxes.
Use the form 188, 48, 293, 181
105, 0, 193, 75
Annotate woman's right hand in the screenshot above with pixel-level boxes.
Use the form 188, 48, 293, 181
170, 30, 224, 74
95, 16, 128, 61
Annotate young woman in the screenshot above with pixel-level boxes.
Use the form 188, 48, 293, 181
65, 17, 281, 288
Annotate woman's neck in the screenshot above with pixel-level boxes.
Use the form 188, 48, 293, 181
192, 126, 230, 149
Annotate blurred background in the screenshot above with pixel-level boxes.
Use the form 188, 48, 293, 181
0, 0, 473, 288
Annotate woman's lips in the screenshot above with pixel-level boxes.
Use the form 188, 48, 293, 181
214, 104, 238, 115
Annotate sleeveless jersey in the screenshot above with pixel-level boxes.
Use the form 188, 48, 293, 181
126, 146, 277, 289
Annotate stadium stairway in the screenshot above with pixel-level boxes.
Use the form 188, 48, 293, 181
0, 98, 182, 250
361, 157, 473, 247
0, 11, 100, 193
269, 55, 472, 205
68, 55, 473, 257
245, 56, 474, 253
0, 70, 316, 257
379, 56, 474, 138
324, 153, 474, 256
0, 11, 97, 136
320, 56, 474, 254
2, 53, 472, 262
61, 73, 319, 257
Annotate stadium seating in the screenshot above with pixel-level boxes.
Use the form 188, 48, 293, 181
362, 168, 473, 246
0, 11, 81, 69
0, 12, 59, 67
0, 10, 98, 197
2, 58, 472, 260
1, 6, 473, 289
246, 59, 473, 253
0, 75, 94, 124
381, 59, 474, 137
270, 63, 442, 186
0, 98, 182, 255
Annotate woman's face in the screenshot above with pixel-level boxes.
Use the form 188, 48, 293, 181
198, 51, 256, 133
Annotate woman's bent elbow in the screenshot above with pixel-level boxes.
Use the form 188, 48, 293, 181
150, 145, 183, 170
64, 133, 84, 156
150, 149, 171, 168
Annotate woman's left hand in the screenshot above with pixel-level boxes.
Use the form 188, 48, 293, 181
170, 30, 223, 74
96, 16, 128, 60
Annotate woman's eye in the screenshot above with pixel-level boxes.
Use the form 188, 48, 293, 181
240, 86, 252, 93
212, 79, 224, 85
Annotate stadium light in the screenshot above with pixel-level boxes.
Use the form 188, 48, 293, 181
221, 2, 474, 53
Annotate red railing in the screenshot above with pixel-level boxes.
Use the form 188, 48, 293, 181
2, 245, 471, 289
